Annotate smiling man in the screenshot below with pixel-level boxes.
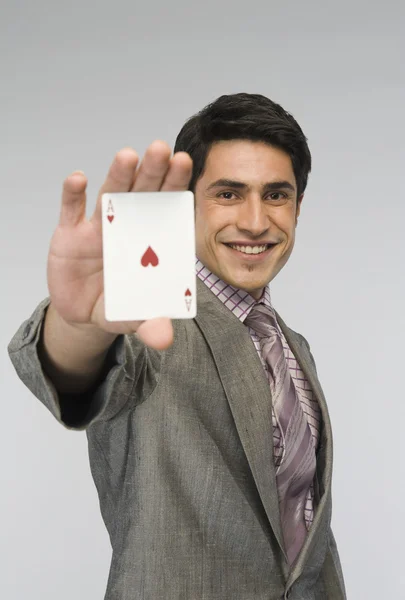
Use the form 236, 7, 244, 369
8, 93, 346, 600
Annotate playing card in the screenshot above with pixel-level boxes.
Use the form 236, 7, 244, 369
101, 192, 196, 321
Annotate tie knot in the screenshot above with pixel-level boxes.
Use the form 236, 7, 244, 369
244, 303, 279, 339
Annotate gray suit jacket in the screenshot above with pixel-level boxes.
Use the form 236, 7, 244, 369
8, 277, 346, 600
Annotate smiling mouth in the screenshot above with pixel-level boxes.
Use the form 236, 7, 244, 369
224, 243, 277, 256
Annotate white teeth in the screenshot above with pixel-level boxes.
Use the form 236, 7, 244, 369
229, 244, 269, 255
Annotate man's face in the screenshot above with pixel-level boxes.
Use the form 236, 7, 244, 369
194, 140, 303, 300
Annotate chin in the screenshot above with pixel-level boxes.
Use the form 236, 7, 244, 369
229, 275, 268, 294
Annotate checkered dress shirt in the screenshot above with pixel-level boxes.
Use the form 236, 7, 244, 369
196, 259, 321, 530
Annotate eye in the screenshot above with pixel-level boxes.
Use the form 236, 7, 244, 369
218, 191, 237, 200
267, 192, 286, 201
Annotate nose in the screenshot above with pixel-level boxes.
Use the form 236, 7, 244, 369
235, 195, 270, 238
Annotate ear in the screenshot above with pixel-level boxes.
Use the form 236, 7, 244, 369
295, 194, 304, 226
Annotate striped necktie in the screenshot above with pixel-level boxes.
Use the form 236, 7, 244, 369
245, 303, 316, 565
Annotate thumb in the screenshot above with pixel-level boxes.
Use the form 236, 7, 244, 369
135, 318, 174, 350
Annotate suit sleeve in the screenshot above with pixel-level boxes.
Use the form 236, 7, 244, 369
7, 297, 161, 430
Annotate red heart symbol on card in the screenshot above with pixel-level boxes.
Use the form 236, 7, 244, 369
141, 246, 159, 267
185, 288, 192, 296
107, 215, 114, 223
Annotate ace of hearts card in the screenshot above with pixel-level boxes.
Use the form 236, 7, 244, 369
101, 191, 196, 321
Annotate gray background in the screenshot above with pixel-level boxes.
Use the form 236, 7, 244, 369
1, 1, 404, 598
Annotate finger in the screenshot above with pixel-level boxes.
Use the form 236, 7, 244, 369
160, 152, 193, 191
59, 171, 88, 227
131, 140, 172, 191
135, 318, 174, 350
91, 148, 139, 226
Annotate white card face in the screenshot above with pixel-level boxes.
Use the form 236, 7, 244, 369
101, 192, 197, 321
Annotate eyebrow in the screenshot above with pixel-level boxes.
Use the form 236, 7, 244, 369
206, 178, 296, 194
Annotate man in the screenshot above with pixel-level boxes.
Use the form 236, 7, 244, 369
8, 93, 346, 599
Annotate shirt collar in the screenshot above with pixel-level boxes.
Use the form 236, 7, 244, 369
195, 257, 273, 323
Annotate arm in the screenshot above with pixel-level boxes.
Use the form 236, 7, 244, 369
8, 298, 158, 429
37, 302, 118, 395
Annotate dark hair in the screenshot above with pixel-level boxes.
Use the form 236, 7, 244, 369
174, 93, 311, 201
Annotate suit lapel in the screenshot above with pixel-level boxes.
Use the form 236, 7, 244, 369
194, 278, 286, 557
